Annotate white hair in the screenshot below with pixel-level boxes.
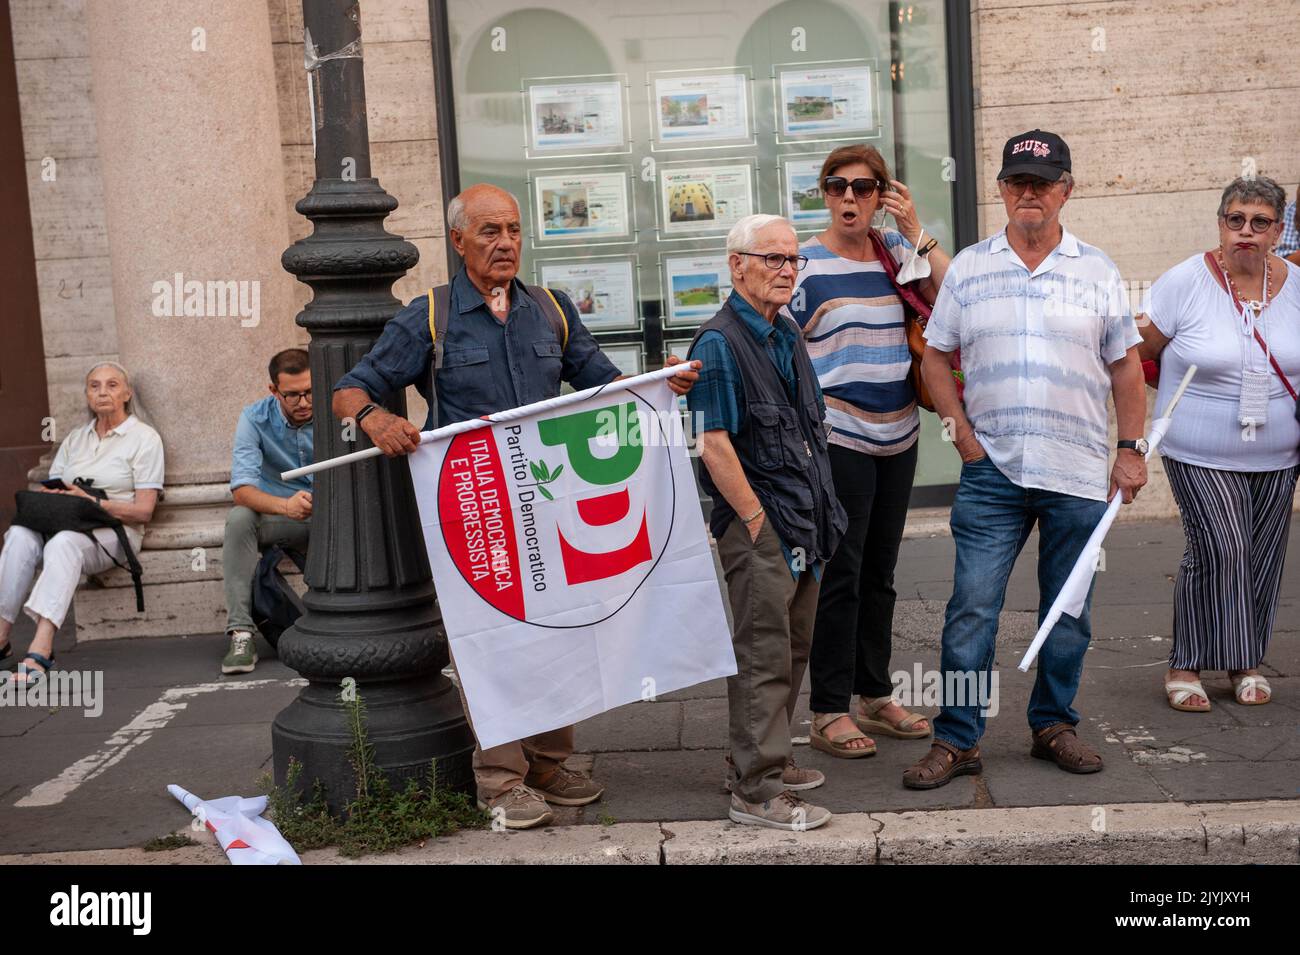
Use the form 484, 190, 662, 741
726, 214, 796, 255
446, 187, 521, 233
83, 360, 155, 427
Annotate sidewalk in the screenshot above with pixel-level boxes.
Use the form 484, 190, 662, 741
2, 518, 1297, 863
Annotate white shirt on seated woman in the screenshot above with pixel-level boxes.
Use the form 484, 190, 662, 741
0, 362, 164, 682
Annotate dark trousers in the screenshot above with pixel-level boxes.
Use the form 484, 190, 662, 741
808, 441, 917, 712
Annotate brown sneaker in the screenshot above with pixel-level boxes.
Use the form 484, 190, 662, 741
1031, 722, 1103, 774
525, 764, 605, 806
721, 754, 824, 792
477, 785, 554, 830
729, 790, 831, 831
902, 740, 982, 790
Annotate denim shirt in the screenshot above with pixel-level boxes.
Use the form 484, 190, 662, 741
334, 268, 620, 429
230, 395, 314, 497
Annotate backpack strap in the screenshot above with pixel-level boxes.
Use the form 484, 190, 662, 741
88, 526, 145, 612
426, 284, 453, 424
525, 285, 570, 351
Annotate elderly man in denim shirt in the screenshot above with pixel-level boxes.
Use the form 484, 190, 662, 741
334, 183, 700, 829
222, 348, 315, 675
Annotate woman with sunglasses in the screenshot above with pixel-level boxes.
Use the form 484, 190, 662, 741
1137, 176, 1300, 713
787, 144, 950, 757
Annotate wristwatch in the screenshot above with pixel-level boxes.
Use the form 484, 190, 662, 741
1117, 439, 1149, 455
354, 403, 379, 424
917, 236, 939, 257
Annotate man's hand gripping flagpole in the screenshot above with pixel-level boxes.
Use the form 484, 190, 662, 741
1017, 365, 1198, 672
280, 365, 685, 482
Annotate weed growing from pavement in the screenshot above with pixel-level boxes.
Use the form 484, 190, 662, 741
142, 833, 197, 852
260, 691, 486, 857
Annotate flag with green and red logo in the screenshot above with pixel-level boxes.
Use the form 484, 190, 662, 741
409, 369, 736, 749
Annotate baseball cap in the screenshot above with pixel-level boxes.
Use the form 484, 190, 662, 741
997, 129, 1071, 181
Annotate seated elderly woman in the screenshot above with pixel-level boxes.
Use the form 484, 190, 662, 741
0, 362, 164, 683
1138, 176, 1299, 712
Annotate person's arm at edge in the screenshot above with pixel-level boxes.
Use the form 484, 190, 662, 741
921, 345, 982, 463
332, 301, 430, 457
1108, 345, 1149, 504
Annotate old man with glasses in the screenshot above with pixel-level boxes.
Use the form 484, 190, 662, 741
689, 213, 847, 831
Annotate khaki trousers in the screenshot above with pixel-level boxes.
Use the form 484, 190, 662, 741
449, 660, 573, 803
717, 515, 820, 803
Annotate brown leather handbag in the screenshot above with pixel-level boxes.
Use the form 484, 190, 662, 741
866, 230, 962, 412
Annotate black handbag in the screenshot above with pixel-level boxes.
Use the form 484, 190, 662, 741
12, 479, 145, 612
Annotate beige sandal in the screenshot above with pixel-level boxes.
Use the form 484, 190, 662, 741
1230, 673, 1271, 706
1165, 679, 1211, 712
810, 713, 876, 759
853, 695, 932, 740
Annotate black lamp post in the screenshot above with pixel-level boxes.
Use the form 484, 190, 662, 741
273, 0, 474, 811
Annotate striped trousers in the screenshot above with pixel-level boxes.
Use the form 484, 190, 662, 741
1164, 457, 1298, 671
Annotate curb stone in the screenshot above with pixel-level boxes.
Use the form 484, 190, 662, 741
1, 800, 1294, 865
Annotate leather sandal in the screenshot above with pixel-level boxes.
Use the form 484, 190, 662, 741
854, 695, 932, 739
810, 712, 876, 759
1031, 722, 1103, 774
902, 739, 981, 790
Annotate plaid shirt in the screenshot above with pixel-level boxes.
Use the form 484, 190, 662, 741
1279, 201, 1299, 258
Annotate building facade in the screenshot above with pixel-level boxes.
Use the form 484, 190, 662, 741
4, 0, 1298, 638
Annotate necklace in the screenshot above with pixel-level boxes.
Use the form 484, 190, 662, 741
1216, 250, 1272, 313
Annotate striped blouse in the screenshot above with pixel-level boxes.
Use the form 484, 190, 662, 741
787, 230, 919, 455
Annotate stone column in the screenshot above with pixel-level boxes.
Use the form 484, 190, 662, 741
84, 0, 298, 484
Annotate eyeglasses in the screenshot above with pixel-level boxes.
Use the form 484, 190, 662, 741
1221, 212, 1278, 234
822, 176, 885, 199
737, 252, 809, 271
278, 389, 313, 405
1001, 175, 1060, 195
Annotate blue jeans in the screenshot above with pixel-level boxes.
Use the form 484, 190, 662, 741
932, 456, 1107, 751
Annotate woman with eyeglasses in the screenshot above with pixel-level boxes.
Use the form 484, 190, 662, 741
1137, 176, 1300, 713
787, 144, 950, 757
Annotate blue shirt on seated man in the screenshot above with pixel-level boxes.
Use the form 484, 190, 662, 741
221, 348, 315, 675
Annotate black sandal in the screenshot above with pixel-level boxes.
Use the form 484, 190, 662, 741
15, 650, 55, 685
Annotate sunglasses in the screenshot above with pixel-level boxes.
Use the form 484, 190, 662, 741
1221, 212, 1278, 234
822, 176, 885, 199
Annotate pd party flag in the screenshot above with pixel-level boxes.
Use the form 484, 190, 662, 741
407, 368, 736, 750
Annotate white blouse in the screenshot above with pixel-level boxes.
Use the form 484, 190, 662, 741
1146, 255, 1300, 471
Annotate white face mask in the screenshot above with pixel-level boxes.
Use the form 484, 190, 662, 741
895, 236, 933, 285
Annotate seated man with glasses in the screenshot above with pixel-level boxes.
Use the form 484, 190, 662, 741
220, 348, 315, 674
688, 213, 847, 831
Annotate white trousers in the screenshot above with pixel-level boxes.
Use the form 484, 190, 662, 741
0, 525, 128, 629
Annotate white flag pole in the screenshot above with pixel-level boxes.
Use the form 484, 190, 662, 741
281, 364, 684, 482
1016, 364, 1197, 672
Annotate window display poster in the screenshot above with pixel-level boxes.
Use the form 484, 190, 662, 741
528, 81, 625, 151
779, 66, 874, 136
784, 156, 830, 227
659, 164, 753, 236
601, 344, 644, 376
533, 171, 630, 240
654, 72, 749, 143
664, 252, 734, 325
539, 259, 637, 331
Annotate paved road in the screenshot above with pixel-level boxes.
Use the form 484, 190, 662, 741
1, 519, 1296, 854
